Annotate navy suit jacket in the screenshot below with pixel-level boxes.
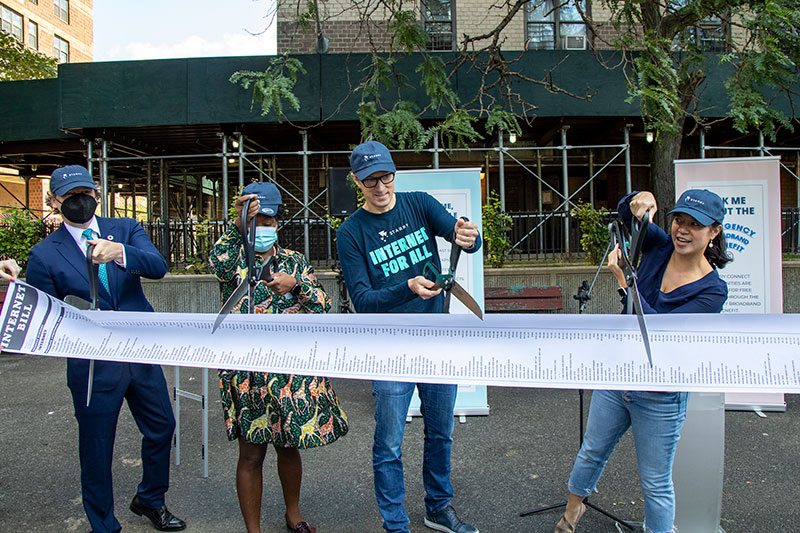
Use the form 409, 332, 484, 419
26, 216, 168, 393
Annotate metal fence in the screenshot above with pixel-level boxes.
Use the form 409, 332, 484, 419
141, 218, 336, 268
507, 211, 618, 260
782, 208, 800, 255
6, 208, 800, 267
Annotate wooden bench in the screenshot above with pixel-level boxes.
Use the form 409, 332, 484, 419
484, 286, 563, 313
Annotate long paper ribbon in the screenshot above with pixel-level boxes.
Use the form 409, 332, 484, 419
2, 281, 799, 392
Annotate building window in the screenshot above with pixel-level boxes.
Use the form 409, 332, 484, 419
676, 17, 726, 52
54, 34, 69, 63
421, 0, 454, 51
27, 19, 37, 49
29, 0, 38, 5
54, 0, 68, 24
669, 1, 726, 52
526, 0, 588, 50
0, 4, 24, 42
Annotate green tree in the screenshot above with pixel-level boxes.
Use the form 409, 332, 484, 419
0, 32, 58, 81
593, 0, 800, 219
246, 1, 798, 217
234, 0, 592, 150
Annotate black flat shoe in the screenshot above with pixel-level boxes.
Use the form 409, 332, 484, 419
286, 517, 316, 533
130, 495, 187, 531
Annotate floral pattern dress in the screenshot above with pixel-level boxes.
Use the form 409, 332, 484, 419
208, 226, 348, 448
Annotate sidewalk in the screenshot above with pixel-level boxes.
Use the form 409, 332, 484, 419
1, 353, 797, 532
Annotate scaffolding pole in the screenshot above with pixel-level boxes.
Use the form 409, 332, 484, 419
301, 130, 310, 258
561, 126, 570, 258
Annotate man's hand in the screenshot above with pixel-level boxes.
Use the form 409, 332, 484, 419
0, 259, 21, 281
233, 194, 260, 229
454, 219, 478, 249
408, 276, 442, 300
265, 272, 297, 296
88, 239, 124, 264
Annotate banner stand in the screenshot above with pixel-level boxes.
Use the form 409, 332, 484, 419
675, 157, 785, 412
673, 392, 727, 533
395, 168, 489, 423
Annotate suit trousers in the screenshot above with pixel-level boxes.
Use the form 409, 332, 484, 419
70, 362, 175, 533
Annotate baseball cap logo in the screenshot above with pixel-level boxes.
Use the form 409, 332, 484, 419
684, 195, 705, 205
363, 153, 381, 161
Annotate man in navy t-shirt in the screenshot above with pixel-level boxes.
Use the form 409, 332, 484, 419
336, 141, 481, 533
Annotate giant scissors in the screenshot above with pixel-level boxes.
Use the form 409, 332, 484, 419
64, 242, 101, 406
212, 197, 277, 333
422, 217, 483, 320
609, 210, 653, 367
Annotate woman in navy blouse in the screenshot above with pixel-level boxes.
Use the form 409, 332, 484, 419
555, 189, 730, 533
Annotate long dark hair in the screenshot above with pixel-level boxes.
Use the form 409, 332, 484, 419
705, 223, 732, 269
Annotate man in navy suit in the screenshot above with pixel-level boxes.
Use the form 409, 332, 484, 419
26, 165, 185, 532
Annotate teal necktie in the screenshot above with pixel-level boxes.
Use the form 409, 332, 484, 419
82, 229, 110, 294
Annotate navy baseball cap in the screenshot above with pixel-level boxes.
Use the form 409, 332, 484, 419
350, 141, 396, 180
668, 189, 725, 226
50, 165, 98, 196
242, 182, 282, 216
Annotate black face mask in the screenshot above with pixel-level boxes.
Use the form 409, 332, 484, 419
60, 193, 97, 224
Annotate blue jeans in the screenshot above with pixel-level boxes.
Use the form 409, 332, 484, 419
568, 390, 688, 533
372, 381, 457, 533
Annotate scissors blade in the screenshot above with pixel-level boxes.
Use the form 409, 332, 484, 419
212, 279, 250, 333
449, 282, 484, 320
64, 295, 92, 310
64, 293, 98, 403
629, 277, 653, 367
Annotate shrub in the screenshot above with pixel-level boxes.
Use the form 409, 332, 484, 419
572, 202, 611, 265
482, 190, 513, 268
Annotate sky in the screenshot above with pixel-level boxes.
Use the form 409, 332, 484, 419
93, 0, 277, 62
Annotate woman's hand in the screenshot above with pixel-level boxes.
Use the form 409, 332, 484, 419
607, 244, 627, 289
0, 259, 20, 281
630, 191, 657, 221
264, 272, 296, 296
233, 194, 260, 229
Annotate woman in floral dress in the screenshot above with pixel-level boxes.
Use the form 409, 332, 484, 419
208, 182, 348, 533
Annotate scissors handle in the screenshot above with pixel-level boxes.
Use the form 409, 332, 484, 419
259, 256, 277, 283
85, 244, 99, 309
630, 210, 650, 269
84, 243, 100, 407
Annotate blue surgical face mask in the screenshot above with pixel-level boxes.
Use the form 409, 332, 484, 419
254, 226, 278, 252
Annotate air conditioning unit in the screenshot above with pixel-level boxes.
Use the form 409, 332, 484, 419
563, 35, 587, 50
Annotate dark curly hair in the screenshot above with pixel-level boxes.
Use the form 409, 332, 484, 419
705, 223, 732, 269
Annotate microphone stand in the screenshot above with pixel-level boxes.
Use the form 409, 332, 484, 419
333, 261, 352, 314
520, 241, 634, 531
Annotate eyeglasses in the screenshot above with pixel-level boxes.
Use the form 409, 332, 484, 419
361, 173, 395, 189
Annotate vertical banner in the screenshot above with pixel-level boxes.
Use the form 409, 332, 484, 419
395, 168, 489, 418
674, 157, 784, 411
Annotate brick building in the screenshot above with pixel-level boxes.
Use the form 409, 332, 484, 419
1, 0, 92, 63
0, 0, 92, 216
277, 1, 728, 54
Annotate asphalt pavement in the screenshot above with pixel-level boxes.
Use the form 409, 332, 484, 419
1, 353, 798, 532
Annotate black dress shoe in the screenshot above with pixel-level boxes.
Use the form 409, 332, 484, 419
130, 495, 187, 531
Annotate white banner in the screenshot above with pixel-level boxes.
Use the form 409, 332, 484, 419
675, 157, 785, 410
3, 282, 800, 393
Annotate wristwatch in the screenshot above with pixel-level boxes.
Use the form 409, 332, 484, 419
290, 282, 303, 298
617, 286, 628, 297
